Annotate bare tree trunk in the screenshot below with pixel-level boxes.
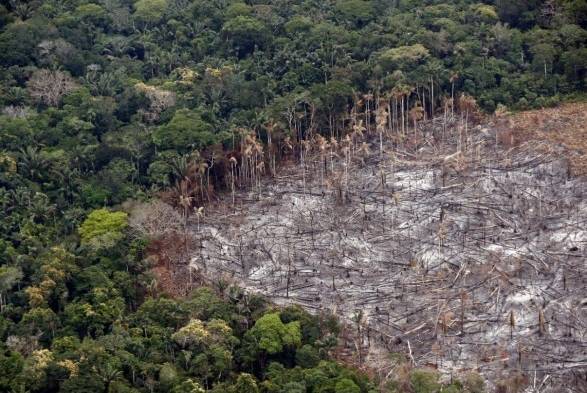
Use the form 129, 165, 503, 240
451, 82, 455, 117
431, 76, 434, 118
401, 96, 405, 136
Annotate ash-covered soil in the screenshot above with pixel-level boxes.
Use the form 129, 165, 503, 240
190, 120, 586, 390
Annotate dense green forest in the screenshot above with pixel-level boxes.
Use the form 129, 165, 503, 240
0, 0, 585, 391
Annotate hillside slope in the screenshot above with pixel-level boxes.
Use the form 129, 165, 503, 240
1, 0, 586, 391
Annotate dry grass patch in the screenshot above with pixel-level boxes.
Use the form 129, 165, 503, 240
496, 102, 587, 176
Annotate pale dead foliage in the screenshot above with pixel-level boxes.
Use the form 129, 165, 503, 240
129, 200, 183, 238
26, 69, 77, 107
37, 39, 75, 66
134, 82, 176, 122
496, 102, 587, 176
2, 105, 30, 118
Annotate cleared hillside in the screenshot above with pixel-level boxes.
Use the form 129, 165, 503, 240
182, 104, 587, 390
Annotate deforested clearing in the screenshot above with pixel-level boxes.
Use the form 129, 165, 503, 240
185, 104, 587, 390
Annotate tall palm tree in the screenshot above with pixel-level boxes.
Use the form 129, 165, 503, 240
28, 192, 55, 224
363, 93, 374, 132
459, 93, 477, 151
169, 154, 192, 183
375, 105, 388, 157
252, 137, 263, 190
449, 73, 459, 117
316, 135, 329, 189
328, 137, 338, 174
264, 120, 278, 176
195, 161, 208, 203
193, 206, 204, 232
255, 161, 265, 196
96, 360, 122, 393
19, 147, 49, 182
352, 119, 366, 147
409, 104, 425, 143
391, 85, 413, 138
229, 157, 237, 206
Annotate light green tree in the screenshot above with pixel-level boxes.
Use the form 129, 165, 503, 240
79, 209, 128, 249
335, 0, 373, 26
134, 0, 168, 24
378, 44, 430, 71
335, 378, 361, 393
222, 16, 269, 56
152, 109, 220, 152
410, 369, 441, 393
0, 266, 22, 312
171, 379, 205, 393
232, 373, 259, 393
248, 312, 301, 355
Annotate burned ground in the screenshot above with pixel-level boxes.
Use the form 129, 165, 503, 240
185, 108, 586, 391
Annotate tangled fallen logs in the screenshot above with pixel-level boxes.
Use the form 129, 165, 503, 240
188, 116, 586, 391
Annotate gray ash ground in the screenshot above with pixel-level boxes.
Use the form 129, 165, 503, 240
190, 123, 586, 391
